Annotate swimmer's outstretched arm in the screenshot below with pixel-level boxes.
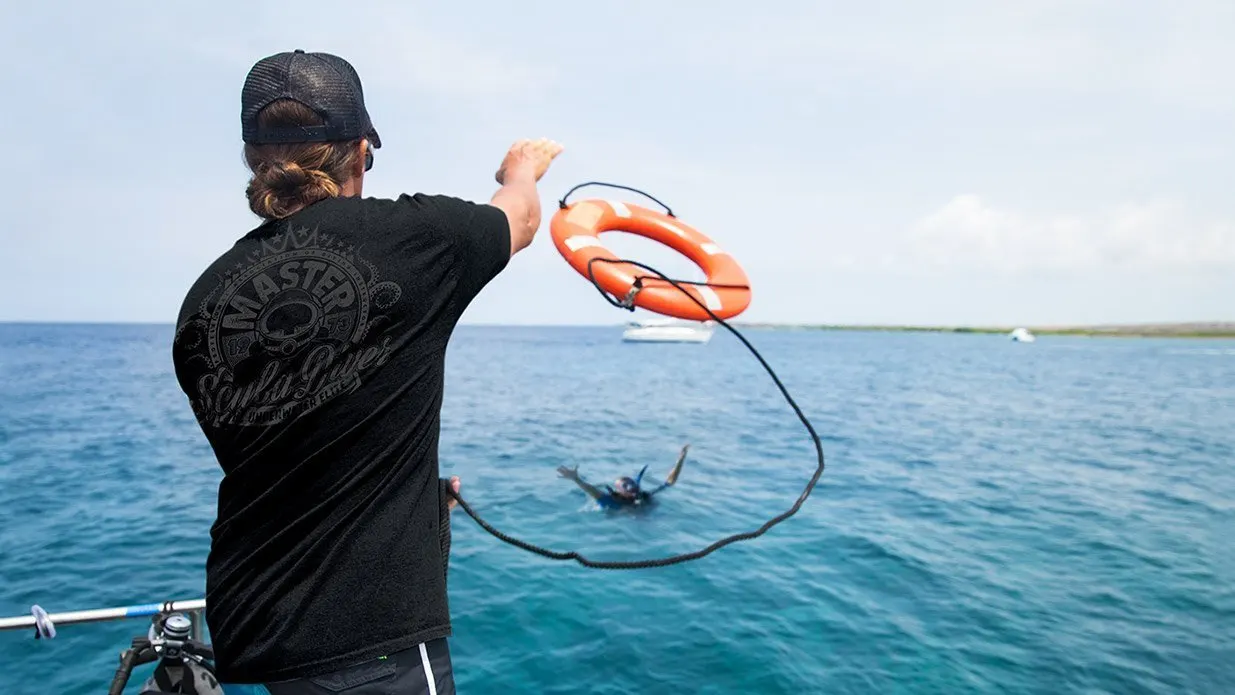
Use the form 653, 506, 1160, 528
557, 465, 606, 500
647, 444, 690, 496
666, 444, 689, 485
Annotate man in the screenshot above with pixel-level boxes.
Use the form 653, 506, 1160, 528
171, 48, 562, 694
557, 445, 689, 508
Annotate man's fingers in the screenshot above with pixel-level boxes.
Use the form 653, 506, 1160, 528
447, 476, 461, 510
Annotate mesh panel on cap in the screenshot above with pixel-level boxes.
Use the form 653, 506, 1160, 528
240, 50, 379, 146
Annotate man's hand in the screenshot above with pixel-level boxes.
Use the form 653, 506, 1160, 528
490, 137, 564, 257
556, 465, 580, 481
495, 137, 564, 185
446, 475, 461, 512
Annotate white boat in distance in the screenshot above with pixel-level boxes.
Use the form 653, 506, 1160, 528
1010, 327, 1036, 343
622, 318, 716, 344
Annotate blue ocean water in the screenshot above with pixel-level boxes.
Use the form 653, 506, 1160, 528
0, 323, 1232, 694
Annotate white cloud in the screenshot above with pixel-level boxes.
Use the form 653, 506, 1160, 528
903, 194, 1235, 272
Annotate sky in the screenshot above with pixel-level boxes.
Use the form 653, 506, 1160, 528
1, 0, 1232, 326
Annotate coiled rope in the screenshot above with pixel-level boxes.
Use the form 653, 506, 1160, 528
446, 183, 825, 569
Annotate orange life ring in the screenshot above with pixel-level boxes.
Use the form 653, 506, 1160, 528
549, 199, 752, 321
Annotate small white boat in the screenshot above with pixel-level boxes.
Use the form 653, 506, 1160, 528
622, 318, 715, 344
1010, 327, 1036, 343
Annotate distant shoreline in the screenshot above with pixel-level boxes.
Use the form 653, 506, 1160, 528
731, 322, 1235, 338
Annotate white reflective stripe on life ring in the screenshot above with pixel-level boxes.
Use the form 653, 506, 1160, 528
565, 202, 604, 228
564, 236, 605, 252
697, 286, 723, 311
656, 219, 690, 239
606, 200, 632, 218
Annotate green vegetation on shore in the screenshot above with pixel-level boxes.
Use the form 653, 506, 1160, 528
732, 322, 1235, 338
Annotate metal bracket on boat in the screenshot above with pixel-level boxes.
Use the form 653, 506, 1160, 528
619, 278, 644, 310
31, 605, 56, 640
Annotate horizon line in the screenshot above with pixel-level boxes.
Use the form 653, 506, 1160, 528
1, 319, 1232, 330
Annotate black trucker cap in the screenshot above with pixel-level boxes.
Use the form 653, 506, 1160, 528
241, 49, 381, 148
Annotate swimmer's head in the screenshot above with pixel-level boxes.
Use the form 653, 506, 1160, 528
613, 476, 639, 500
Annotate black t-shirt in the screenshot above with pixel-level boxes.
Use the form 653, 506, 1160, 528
171, 193, 510, 682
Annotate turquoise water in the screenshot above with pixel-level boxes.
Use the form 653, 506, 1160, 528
1, 324, 1232, 694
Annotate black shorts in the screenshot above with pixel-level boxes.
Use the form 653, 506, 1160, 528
220, 639, 454, 695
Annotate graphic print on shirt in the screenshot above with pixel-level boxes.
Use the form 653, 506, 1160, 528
175, 225, 403, 427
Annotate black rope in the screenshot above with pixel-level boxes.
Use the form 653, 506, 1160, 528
637, 277, 752, 290
447, 194, 826, 570
558, 182, 675, 217
585, 257, 752, 310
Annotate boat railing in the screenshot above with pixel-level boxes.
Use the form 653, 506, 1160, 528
0, 597, 207, 642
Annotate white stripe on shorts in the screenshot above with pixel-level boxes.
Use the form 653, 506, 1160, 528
419, 642, 438, 695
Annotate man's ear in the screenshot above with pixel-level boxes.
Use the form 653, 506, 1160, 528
354, 139, 370, 180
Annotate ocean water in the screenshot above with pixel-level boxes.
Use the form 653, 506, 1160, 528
0, 323, 1232, 694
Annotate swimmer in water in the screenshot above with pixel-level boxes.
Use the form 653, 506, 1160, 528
557, 444, 689, 508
